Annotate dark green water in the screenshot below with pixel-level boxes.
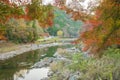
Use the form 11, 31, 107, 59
0, 45, 72, 80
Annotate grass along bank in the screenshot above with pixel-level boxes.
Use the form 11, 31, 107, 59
48, 47, 120, 80
0, 41, 21, 53
0, 37, 75, 60
0, 37, 75, 53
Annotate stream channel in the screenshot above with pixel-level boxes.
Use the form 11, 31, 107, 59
0, 44, 73, 80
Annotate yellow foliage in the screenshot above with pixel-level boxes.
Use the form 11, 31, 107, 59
57, 30, 63, 37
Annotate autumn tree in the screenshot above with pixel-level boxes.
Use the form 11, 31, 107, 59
0, 0, 54, 26
0, 0, 24, 40
79, 0, 120, 56
0, 0, 54, 40
54, 0, 120, 56
0, 0, 24, 23
27, 0, 54, 27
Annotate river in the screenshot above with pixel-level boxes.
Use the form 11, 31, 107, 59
0, 44, 73, 80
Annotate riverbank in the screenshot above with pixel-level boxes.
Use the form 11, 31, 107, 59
0, 41, 21, 53
0, 42, 71, 60
0, 38, 76, 60
35, 46, 120, 80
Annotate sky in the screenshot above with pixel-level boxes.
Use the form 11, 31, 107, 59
42, 0, 54, 5
9, 0, 31, 5
43, 0, 91, 8
43, 0, 95, 13
9, 0, 93, 8
9, 0, 98, 12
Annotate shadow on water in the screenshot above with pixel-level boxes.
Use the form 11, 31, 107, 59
0, 44, 72, 80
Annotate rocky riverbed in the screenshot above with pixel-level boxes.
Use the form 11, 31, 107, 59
32, 47, 81, 80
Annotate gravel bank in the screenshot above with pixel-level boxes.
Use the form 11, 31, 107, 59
0, 43, 70, 60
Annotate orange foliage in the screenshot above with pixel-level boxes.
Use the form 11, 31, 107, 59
78, 0, 120, 56
0, 0, 10, 4
0, 35, 7, 40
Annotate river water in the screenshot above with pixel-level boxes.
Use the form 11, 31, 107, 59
0, 45, 72, 80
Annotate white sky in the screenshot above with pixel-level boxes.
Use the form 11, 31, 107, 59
9, 0, 93, 8
43, 0, 90, 8
42, 0, 54, 5
9, 0, 98, 12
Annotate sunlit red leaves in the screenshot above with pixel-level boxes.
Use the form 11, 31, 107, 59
39, 17, 53, 28
0, 25, 7, 40
71, 11, 82, 21
53, 0, 88, 21
0, 0, 25, 23
105, 30, 120, 47
82, 45, 89, 52
54, 0, 66, 7
65, 9, 87, 21
79, 16, 104, 55
26, 1, 54, 28
0, 0, 54, 28
48, 18, 53, 26
9, 0, 31, 6
18, 7, 30, 20
0, 0, 10, 4
79, 13, 102, 44
1, 0, 29, 6
25, 7, 29, 14
0, 35, 7, 40
79, 0, 120, 56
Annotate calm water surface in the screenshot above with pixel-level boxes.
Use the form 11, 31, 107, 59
14, 67, 50, 80
0, 45, 72, 80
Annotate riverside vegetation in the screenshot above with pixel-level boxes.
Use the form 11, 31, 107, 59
48, 47, 120, 80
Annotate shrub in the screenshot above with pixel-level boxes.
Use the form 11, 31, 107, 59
48, 47, 120, 80
49, 61, 70, 80
50, 61, 65, 72
6, 18, 44, 43
69, 48, 120, 80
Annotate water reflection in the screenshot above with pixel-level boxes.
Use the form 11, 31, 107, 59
0, 46, 60, 80
0, 45, 72, 80
14, 67, 50, 80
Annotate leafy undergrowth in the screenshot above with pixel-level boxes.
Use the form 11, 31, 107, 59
49, 47, 120, 80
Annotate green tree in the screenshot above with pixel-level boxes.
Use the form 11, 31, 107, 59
6, 18, 44, 43
47, 8, 82, 37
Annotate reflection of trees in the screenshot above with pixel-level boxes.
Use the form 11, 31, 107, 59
0, 49, 43, 80
0, 50, 41, 68
0, 69, 17, 80
41, 46, 59, 58
0, 45, 70, 80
